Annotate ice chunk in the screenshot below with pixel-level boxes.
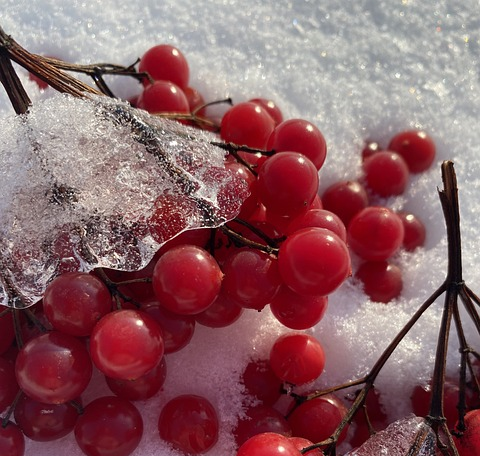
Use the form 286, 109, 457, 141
345, 415, 436, 456
0, 93, 248, 308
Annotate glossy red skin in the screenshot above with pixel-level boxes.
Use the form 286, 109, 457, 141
278, 227, 351, 296
222, 248, 282, 310
158, 394, 219, 454
257, 152, 319, 218
235, 405, 292, 446
321, 180, 369, 228
75, 396, 143, 456
105, 357, 167, 401
249, 98, 284, 126
236, 432, 301, 456
286, 208, 347, 242
221, 102, 276, 149
138, 44, 189, 89
269, 333, 325, 385
141, 302, 195, 354
266, 118, 327, 170
152, 245, 223, 315
348, 206, 404, 261
363, 150, 409, 197
288, 394, 349, 445
355, 260, 403, 303
289, 437, 323, 455
242, 359, 283, 406
15, 331, 92, 404
43, 271, 112, 337
270, 285, 328, 330
14, 393, 80, 441
137, 80, 189, 114
397, 212, 427, 251
195, 290, 243, 328
90, 309, 164, 380
0, 421, 25, 456
387, 130, 436, 173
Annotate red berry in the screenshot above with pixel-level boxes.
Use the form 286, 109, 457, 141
14, 393, 80, 441
234, 405, 292, 446
15, 331, 92, 404
249, 98, 284, 126
221, 102, 276, 149
75, 396, 143, 456
158, 394, 219, 454
141, 301, 196, 354
321, 180, 369, 228
278, 227, 351, 296
287, 394, 349, 445
387, 130, 436, 173
138, 44, 189, 89
363, 150, 409, 197
222, 248, 282, 311
397, 212, 427, 251
361, 141, 381, 161
43, 271, 112, 337
90, 309, 164, 380
286, 208, 347, 242
105, 357, 167, 401
0, 421, 25, 456
236, 432, 301, 456
242, 359, 283, 406
454, 409, 480, 456
348, 206, 404, 261
269, 333, 325, 385
270, 285, 328, 330
355, 260, 403, 303
152, 245, 223, 315
137, 80, 189, 114
266, 119, 327, 170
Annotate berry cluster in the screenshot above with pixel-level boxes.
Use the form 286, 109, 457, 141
2, 41, 478, 456
3, 42, 352, 456
321, 132, 433, 304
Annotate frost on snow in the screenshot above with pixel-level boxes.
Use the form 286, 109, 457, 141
0, 93, 248, 308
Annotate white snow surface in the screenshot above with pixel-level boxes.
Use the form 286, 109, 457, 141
1, 1, 480, 455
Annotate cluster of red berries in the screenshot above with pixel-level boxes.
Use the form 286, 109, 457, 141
6, 42, 478, 456
321, 131, 433, 304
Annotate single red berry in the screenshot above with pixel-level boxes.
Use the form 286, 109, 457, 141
220, 102, 276, 149
363, 150, 409, 197
321, 180, 369, 228
158, 394, 219, 454
269, 333, 325, 385
355, 260, 403, 303
348, 206, 404, 261
138, 44, 189, 89
388, 130, 436, 173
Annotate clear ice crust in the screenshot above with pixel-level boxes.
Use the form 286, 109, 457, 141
0, 93, 247, 308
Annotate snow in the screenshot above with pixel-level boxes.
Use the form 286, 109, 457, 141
1, 1, 480, 455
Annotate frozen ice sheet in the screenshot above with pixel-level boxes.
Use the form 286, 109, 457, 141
0, 93, 247, 308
